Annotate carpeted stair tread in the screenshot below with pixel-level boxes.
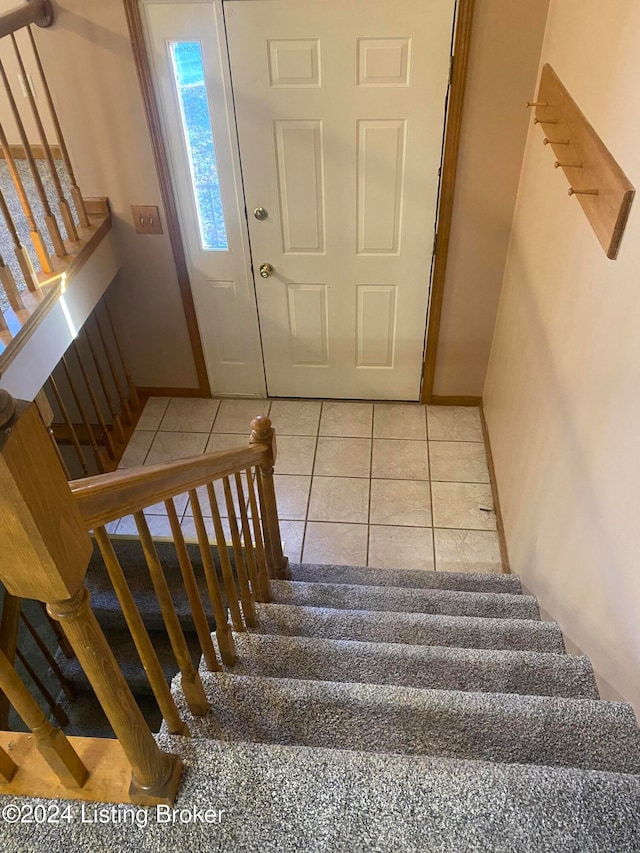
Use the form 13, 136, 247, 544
270, 579, 539, 620
172, 672, 640, 773
290, 562, 522, 594
56, 628, 199, 696
55, 690, 163, 739
86, 540, 215, 632
253, 603, 565, 653
222, 632, 598, 698
5, 736, 640, 852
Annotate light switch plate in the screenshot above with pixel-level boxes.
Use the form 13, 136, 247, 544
131, 205, 163, 234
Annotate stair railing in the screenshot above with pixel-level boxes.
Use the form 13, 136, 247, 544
40, 294, 143, 479
0, 0, 97, 341
0, 388, 288, 806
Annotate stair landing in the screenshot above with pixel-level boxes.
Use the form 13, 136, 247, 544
113, 397, 503, 575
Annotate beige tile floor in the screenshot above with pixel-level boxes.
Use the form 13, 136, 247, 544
110, 397, 503, 574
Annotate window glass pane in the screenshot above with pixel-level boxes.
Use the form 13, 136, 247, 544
170, 41, 228, 251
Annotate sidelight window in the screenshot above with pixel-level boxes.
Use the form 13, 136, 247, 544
169, 41, 228, 251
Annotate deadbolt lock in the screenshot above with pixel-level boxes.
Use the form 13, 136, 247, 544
259, 263, 274, 278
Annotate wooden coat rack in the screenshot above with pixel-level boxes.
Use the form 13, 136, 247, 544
529, 63, 634, 260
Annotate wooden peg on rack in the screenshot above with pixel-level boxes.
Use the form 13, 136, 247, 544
534, 117, 558, 125
536, 63, 634, 259
526, 100, 548, 108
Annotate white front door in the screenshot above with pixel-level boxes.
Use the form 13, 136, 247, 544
225, 0, 455, 400
142, 1, 267, 397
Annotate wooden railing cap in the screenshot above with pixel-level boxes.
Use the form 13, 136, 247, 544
250, 415, 273, 441
0, 2, 53, 41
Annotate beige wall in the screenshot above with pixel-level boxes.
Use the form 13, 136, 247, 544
0, 25, 56, 144
32, 1, 200, 390
433, 0, 549, 397
484, 0, 640, 712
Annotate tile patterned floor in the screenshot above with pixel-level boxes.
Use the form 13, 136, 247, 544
111, 398, 503, 575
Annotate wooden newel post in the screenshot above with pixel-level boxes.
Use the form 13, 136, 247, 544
0, 392, 181, 804
250, 416, 290, 580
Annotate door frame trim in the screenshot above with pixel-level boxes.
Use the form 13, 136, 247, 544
421, 0, 475, 403
125, 0, 474, 402
124, 0, 211, 398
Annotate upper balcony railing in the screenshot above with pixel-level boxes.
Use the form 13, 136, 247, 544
0, 1, 108, 351
0, 1, 130, 478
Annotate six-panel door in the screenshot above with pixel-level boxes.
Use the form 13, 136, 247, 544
225, 0, 455, 399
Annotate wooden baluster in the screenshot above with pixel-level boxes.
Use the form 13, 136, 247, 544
93, 527, 189, 736
60, 357, 105, 473
188, 489, 235, 666
235, 471, 266, 603
71, 340, 116, 460
164, 498, 220, 672
15, 646, 68, 727
0, 745, 17, 783
205, 483, 244, 632
0, 591, 21, 730
47, 376, 89, 477
0, 58, 66, 259
104, 301, 140, 410
11, 33, 79, 243
0, 164, 37, 296
245, 468, 272, 602
26, 25, 89, 229
83, 326, 125, 443
0, 648, 86, 787
94, 312, 133, 425
255, 475, 274, 579
134, 512, 209, 716
48, 587, 182, 803
0, 309, 7, 334
0, 251, 23, 315
222, 476, 256, 627
0, 396, 181, 804
250, 417, 290, 580
20, 611, 76, 701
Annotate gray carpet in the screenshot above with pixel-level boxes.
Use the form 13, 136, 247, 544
13, 540, 639, 851
252, 602, 566, 652
270, 578, 540, 619
171, 671, 640, 773
84, 540, 216, 633
290, 561, 523, 593
2, 738, 640, 852
219, 631, 599, 698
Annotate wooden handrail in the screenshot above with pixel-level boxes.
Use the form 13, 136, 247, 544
71, 443, 270, 528
0, 0, 53, 40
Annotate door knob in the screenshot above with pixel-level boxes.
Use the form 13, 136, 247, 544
259, 263, 274, 278
254, 207, 268, 221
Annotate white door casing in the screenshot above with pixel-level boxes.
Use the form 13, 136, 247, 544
225, 0, 456, 400
141, 1, 267, 397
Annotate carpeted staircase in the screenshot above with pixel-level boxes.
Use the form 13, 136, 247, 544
16, 537, 640, 851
